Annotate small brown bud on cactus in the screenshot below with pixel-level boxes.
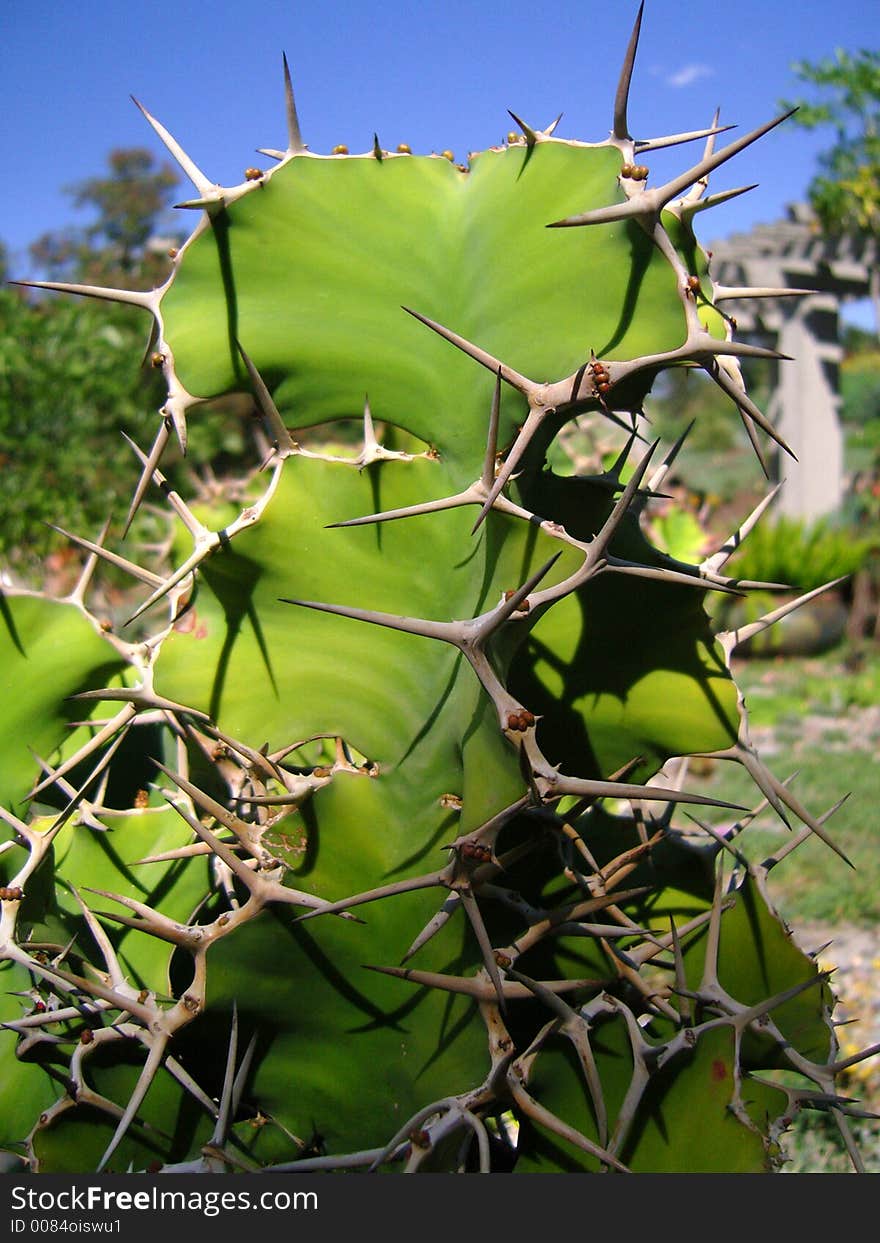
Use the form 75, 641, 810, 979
503, 589, 531, 612
7, 29, 861, 1178
505, 708, 536, 732
459, 841, 491, 862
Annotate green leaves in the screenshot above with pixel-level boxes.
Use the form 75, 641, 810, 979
781, 49, 880, 237
0, 291, 161, 567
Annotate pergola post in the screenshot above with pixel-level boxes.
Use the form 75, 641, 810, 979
709, 205, 876, 521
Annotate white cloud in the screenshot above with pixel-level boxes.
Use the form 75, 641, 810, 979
666, 63, 714, 89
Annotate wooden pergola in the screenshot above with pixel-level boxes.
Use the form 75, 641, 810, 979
709, 205, 877, 519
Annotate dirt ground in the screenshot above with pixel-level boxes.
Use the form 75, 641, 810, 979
794, 922, 880, 1090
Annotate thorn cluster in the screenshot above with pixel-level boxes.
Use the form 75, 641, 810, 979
3, 1, 874, 1177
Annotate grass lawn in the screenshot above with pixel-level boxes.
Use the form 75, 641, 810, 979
675, 642, 880, 1171
682, 643, 880, 929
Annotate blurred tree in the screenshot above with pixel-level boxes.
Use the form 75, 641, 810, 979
29, 148, 180, 290
782, 50, 879, 329
1, 150, 254, 582
3, 151, 176, 576
0, 283, 163, 576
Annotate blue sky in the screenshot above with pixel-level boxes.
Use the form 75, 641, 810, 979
2, 1, 875, 320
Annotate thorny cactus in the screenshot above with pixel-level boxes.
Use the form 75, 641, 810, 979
2, 5, 877, 1174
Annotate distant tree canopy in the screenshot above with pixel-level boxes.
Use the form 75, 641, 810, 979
0, 149, 248, 578
29, 147, 180, 290
0, 285, 164, 574
782, 49, 879, 334
783, 49, 880, 239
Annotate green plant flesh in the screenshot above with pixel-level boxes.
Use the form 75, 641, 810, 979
2, 6, 875, 1175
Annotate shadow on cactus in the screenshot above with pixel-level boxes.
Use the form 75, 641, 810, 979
2, 3, 876, 1174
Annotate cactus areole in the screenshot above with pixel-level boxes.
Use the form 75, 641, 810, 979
3, 4, 874, 1174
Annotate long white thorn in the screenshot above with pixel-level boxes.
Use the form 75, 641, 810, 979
400, 895, 461, 964
11, 279, 155, 310
281, 597, 450, 644
45, 522, 161, 590
682, 108, 721, 205
123, 417, 173, 537
613, 1, 644, 141
69, 887, 125, 989
97, 1037, 168, 1172
679, 184, 758, 219
702, 483, 783, 573
714, 284, 815, 301
293, 870, 447, 923
720, 578, 848, 650
27, 704, 137, 800
282, 53, 305, 154
237, 341, 297, 459
211, 1006, 239, 1146
121, 433, 207, 538
508, 110, 539, 148
551, 110, 797, 229
472, 406, 546, 533
636, 123, 735, 153
708, 360, 797, 459
402, 307, 536, 396
123, 546, 210, 626
646, 421, 694, 495
67, 517, 111, 606
539, 772, 746, 812
131, 97, 216, 198
483, 368, 503, 490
